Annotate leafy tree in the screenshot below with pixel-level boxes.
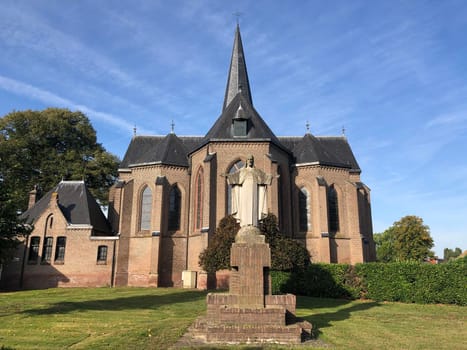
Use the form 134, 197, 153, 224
199, 214, 310, 273
0, 178, 32, 265
374, 231, 396, 262
377, 215, 434, 262
443, 247, 462, 261
0, 108, 119, 210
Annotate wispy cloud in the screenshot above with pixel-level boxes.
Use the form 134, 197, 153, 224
425, 113, 467, 128
0, 75, 136, 133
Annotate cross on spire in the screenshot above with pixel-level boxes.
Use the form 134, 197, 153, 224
342, 126, 346, 136
170, 119, 175, 134
305, 120, 310, 134
233, 11, 243, 25
133, 124, 137, 137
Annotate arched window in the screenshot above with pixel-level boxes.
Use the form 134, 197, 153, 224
168, 185, 181, 231
195, 168, 204, 230
140, 186, 152, 231
299, 187, 310, 232
227, 160, 244, 214
328, 185, 339, 233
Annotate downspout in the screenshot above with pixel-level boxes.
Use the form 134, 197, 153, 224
110, 236, 117, 287
19, 237, 29, 289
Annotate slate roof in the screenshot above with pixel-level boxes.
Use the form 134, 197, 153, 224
120, 134, 203, 169
21, 181, 113, 235
201, 93, 285, 149
279, 134, 360, 171
222, 24, 253, 111
118, 24, 360, 173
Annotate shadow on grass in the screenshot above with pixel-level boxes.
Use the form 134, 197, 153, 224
298, 297, 380, 339
22, 290, 206, 316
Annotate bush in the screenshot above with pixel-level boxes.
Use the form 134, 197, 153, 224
198, 215, 239, 273
200, 214, 310, 273
356, 258, 467, 305
260, 214, 310, 272
270, 258, 467, 305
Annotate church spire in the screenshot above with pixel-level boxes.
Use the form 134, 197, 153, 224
222, 24, 253, 111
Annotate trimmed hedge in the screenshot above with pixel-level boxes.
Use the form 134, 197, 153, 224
270, 257, 467, 305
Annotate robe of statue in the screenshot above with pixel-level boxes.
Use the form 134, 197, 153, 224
226, 159, 272, 227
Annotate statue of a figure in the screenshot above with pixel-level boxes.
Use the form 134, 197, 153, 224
226, 155, 273, 227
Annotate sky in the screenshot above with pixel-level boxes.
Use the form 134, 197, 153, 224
1, 0, 466, 257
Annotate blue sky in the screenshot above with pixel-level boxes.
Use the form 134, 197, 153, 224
1, 0, 465, 257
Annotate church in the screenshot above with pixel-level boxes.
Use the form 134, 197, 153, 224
1, 25, 375, 290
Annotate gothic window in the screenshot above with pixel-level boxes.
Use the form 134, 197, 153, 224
328, 185, 340, 233
227, 160, 244, 214
41, 237, 53, 263
168, 185, 181, 231
195, 168, 204, 230
299, 187, 310, 232
54, 236, 66, 263
28, 237, 40, 263
140, 186, 152, 231
97, 245, 108, 264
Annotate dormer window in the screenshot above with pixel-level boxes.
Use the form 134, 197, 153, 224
233, 119, 247, 137
232, 104, 248, 137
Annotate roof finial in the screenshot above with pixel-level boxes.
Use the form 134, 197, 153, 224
133, 124, 137, 137
170, 119, 175, 134
233, 11, 243, 25
342, 126, 346, 137
306, 120, 310, 134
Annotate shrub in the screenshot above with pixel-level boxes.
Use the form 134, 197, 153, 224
270, 258, 467, 305
198, 215, 239, 273
356, 258, 467, 305
200, 214, 310, 273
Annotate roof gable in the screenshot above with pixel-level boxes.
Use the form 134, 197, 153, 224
21, 181, 113, 235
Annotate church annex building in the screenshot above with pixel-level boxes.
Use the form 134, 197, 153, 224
1, 26, 375, 290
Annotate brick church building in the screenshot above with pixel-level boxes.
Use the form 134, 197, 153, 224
1, 25, 375, 290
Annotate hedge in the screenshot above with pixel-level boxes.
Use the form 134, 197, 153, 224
270, 257, 467, 305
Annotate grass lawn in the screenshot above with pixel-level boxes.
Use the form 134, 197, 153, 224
0, 288, 465, 350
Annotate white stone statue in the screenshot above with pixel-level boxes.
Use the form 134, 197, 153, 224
226, 155, 273, 227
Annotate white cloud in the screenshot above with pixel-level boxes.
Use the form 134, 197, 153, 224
0, 75, 135, 133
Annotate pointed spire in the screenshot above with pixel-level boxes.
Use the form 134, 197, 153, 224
222, 24, 253, 111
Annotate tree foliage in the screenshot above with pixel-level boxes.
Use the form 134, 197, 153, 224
376, 215, 434, 262
0, 108, 120, 210
199, 214, 310, 273
443, 247, 462, 262
199, 215, 239, 273
0, 178, 32, 265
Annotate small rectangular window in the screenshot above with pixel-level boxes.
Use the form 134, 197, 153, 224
28, 237, 40, 263
54, 236, 66, 263
41, 237, 53, 263
97, 245, 108, 264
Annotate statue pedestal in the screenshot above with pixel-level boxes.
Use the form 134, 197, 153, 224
190, 226, 311, 344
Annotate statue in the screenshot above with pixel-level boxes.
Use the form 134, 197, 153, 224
226, 155, 273, 227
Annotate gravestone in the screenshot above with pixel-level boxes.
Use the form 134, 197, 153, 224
190, 156, 312, 344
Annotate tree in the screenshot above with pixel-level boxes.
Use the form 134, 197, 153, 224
374, 230, 396, 262
0, 178, 32, 265
377, 215, 434, 262
443, 247, 462, 261
199, 214, 310, 273
0, 108, 120, 210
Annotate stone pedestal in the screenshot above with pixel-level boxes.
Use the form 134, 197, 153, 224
190, 226, 311, 344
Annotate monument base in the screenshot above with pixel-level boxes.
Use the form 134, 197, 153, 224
189, 292, 312, 344
190, 317, 309, 344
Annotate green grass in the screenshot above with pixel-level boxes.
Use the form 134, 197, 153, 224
0, 288, 465, 350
